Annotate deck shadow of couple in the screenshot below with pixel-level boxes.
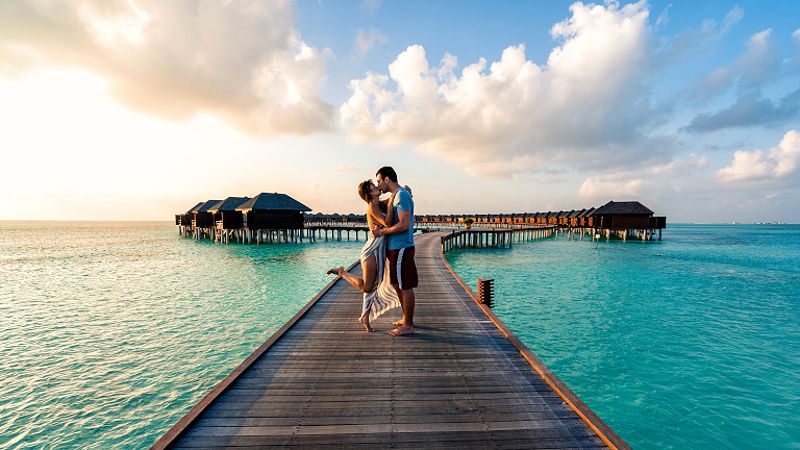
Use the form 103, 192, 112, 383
327, 166, 418, 337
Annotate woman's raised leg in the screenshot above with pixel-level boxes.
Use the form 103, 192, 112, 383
330, 257, 378, 332
333, 255, 376, 294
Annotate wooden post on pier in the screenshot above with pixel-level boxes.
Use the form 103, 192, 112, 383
478, 278, 494, 308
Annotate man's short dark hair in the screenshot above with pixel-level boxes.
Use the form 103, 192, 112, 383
376, 166, 398, 183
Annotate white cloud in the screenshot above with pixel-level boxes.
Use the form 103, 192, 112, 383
340, 1, 656, 176
687, 28, 779, 102
686, 90, 800, 132
354, 28, 388, 58
716, 130, 800, 182
0, 1, 335, 136
722, 6, 744, 31
578, 153, 708, 200
793, 28, 800, 44
648, 153, 709, 176
673, 5, 742, 55
579, 176, 644, 200
655, 4, 671, 28
360, 0, 382, 14
735, 29, 779, 87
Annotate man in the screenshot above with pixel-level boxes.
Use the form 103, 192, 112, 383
372, 166, 417, 336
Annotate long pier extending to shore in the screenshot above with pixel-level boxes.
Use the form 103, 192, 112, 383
152, 231, 629, 449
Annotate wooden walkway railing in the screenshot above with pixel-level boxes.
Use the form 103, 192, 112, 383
152, 231, 629, 449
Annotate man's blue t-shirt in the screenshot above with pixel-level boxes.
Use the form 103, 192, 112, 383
387, 188, 414, 250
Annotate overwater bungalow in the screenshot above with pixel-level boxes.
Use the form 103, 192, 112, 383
175, 202, 202, 227
186, 199, 222, 239
590, 201, 654, 230
588, 201, 667, 240
236, 192, 311, 230
558, 210, 571, 226
579, 207, 596, 227
191, 200, 222, 228
523, 213, 533, 225
208, 197, 249, 230
568, 209, 583, 227
175, 202, 202, 237
306, 212, 323, 224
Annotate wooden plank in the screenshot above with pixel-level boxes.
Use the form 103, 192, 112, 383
150, 261, 360, 449
183, 420, 588, 437
174, 432, 605, 449
438, 237, 631, 450
154, 231, 626, 449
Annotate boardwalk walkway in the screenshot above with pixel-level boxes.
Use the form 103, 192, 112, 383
154, 231, 627, 449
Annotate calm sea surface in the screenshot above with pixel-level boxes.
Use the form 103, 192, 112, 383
447, 224, 800, 449
0, 221, 361, 449
1, 223, 798, 449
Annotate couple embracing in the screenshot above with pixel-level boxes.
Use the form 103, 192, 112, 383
327, 166, 417, 336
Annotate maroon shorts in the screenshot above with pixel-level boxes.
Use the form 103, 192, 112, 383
387, 246, 418, 290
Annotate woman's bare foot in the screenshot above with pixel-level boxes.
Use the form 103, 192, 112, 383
326, 266, 344, 275
359, 316, 374, 332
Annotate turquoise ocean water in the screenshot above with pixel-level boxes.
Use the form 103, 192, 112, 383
447, 224, 800, 449
1, 222, 798, 448
0, 222, 361, 449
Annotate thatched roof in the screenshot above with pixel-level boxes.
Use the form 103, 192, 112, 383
592, 201, 653, 216
192, 200, 223, 213
208, 197, 249, 213
568, 209, 583, 218
236, 193, 311, 212
578, 207, 595, 218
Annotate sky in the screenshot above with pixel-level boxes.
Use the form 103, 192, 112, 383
0, 0, 798, 222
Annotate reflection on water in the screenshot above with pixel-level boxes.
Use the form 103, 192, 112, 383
0, 221, 362, 449
447, 224, 800, 450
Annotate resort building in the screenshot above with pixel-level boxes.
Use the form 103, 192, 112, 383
208, 197, 250, 230
236, 192, 311, 230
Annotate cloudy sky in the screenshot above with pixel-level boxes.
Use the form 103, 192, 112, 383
1, 0, 798, 222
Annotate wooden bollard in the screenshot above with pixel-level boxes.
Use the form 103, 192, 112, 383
477, 278, 494, 308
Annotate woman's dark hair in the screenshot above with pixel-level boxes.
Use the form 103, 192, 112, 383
357, 180, 373, 203
358, 180, 387, 212
376, 166, 398, 182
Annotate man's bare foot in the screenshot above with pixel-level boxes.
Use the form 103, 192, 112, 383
359, 317, 374, 332
392, 319, 405, 326
388, 325, 414, 336
326, 266, 344, 275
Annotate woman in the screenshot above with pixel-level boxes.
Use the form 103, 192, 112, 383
326, 180, 404, 332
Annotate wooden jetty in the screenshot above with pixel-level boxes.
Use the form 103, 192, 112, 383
440, 226, 557, 251
153, 231, 629, 449
178, 195, 666, 245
